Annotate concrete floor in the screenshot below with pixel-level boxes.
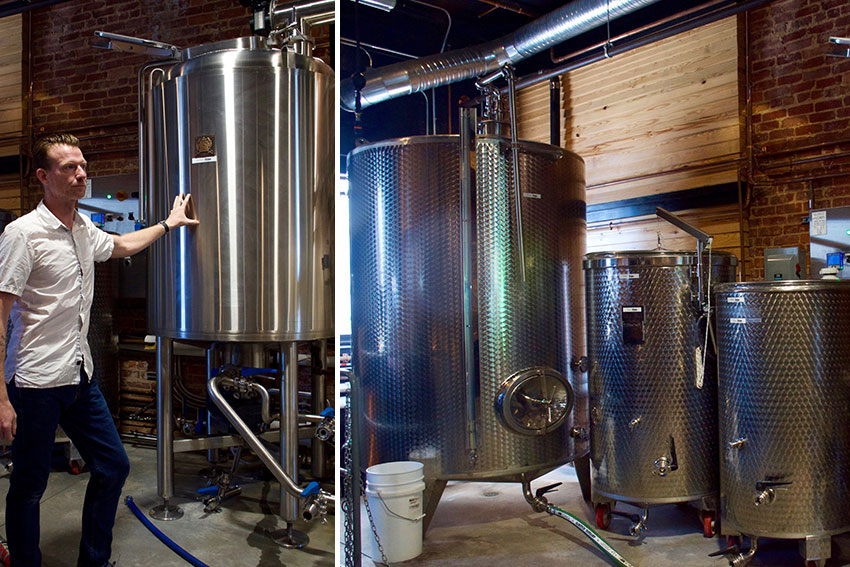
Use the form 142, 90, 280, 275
353, 464, 850, 567
0, 441, 334, 567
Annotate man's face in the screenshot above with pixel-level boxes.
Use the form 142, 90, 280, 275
38, 144, 87, 204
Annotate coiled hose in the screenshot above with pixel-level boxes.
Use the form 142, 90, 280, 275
125, 496, 209, 567
546, 505, 635, 567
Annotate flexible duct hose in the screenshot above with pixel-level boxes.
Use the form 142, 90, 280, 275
546, 505, 635, 567
124, 496, 209, 567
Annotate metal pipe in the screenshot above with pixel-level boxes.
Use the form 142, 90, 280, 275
656, 207, 712, 311
549, 77, 560, 146
511, 0, 771, 92
505, 65, 526, 282
459, 107, 478, 459
209, 373, 305, 498
340, 0, 664, 109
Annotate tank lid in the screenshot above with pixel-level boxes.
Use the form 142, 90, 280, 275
716, 280, 850, 294
583, 250, 738, 269
183, 36, 271, 59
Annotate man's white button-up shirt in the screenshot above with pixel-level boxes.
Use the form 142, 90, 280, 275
0, 201, 114, 388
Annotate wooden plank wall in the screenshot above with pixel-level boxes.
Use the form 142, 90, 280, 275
0, 14, 23, 217
517, 16, 744, 261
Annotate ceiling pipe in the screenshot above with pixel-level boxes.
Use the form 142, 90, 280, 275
340, 0, 664, 110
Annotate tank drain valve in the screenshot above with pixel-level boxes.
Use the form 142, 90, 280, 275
728, 438, 748, 449
315, 407, 335, 443
629, 508, 649, 537
569, 426, 588, 440
753, 480, 792, 506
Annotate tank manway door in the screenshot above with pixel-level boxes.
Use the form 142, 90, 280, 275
494, 367, 574, 436
622, 306, 645, 345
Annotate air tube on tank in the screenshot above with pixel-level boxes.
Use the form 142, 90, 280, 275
125, 496, 209, 567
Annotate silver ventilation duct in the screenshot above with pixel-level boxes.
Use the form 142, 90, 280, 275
341, 0, 663, 110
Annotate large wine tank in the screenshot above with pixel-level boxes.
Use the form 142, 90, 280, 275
348, 135, 588, 484
716, 281, 850, 564
584, 251, 737, 532
146, 37, 334, 341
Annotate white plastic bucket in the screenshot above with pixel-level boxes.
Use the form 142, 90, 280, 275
365, 461, 426, 564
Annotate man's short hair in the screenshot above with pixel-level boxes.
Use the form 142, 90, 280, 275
32, 133, 81, 172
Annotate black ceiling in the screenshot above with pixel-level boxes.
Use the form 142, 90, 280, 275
339, 0, 733, 171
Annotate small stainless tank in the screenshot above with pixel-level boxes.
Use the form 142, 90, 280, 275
146, 37, 334, 342
348, 135, 587, 481
585, 251, 736, 525
716, 281, 850, 558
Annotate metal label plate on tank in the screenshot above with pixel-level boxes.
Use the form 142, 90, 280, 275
730, 317, 761, 324
618, 273, 640, 280
522, 192, 542, 199
727, 297, 745, 303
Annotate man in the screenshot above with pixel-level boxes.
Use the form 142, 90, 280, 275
0, 133, 199, 567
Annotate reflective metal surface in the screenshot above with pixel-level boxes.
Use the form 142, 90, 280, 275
585, 251, 737, 503
717, 280, 850, 538
349, 135, 587, 480
147, 38, 334, 341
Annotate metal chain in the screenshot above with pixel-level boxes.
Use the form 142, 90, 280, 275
343, 390, 391, 566
362, 484, 390, 566
343, 393, 355, 567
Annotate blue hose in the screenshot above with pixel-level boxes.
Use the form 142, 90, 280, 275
124, 496, 210, 567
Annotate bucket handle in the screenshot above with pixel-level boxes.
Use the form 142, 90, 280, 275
374, 488, 426, 522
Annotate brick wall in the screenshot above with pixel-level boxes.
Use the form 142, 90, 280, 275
746, 0, 850, 280
25, 0, 331, 209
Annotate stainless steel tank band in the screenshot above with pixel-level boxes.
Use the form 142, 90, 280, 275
584, 250, 739, 269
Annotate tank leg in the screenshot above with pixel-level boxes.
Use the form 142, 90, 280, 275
801, 535, 831, 566
271, 342, 309, 548
573, 453, 592, 505
310, 340, 328, 479
422, 479, 447, 534
151, 336, 183, 520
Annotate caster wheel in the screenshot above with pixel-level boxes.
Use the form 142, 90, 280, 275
701, 511, 717, 538
595, 503, 612, 530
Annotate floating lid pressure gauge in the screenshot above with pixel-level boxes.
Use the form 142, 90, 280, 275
495, 367, 574, 435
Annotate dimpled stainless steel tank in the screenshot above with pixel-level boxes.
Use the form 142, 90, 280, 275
146, 37, 334, 341
584, 251, 737, 531
348, 135, 588, 484
716, 280, 850, 563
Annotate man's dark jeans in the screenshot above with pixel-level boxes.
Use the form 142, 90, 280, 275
5, 371, 130, 567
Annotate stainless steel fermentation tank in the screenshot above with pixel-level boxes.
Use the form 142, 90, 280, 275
716, 281, 850, 566
348, 134, 589, 517
143, 34, 334, 541
585, 251, 737, 535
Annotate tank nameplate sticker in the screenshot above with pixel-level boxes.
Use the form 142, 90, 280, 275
730, 317, 762, 324
727, 297, 745, 303
622, 306, 644, 344
618, 273, 640, 280
522, 192, 541, 199
191, 156, 217, 164
194, 135, 215, 157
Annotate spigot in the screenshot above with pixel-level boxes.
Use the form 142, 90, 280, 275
753, 488, 775, 506
302, 489, 332, 523
629, 507, 649, 537
654, 456, 672, 477
315, 416, 334, 442
569, 426, 588, 440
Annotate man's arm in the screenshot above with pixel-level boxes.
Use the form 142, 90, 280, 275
111, 193, 200, 259
0, 291, 17, 441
